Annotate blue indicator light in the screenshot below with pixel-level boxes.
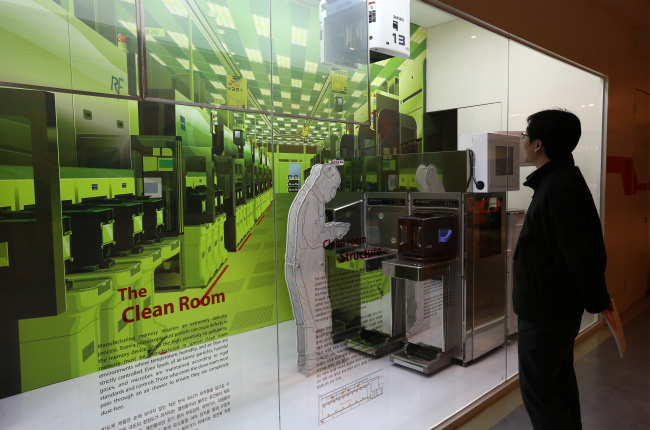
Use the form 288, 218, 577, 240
439, 229, 452, 243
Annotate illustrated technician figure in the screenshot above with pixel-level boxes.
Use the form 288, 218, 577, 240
514, 109, 611, 430
285, 164, 349, 375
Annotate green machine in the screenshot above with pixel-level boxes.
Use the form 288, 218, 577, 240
213, 124, 238, 258
0, 90, 67, 399
19, 278, 113, 391
131, 135, 184, 291
68, 261, 144, 368
183, 146, 221, 289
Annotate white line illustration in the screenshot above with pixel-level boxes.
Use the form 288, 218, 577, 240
318, 372, 384, 424
285, 164, 350, 375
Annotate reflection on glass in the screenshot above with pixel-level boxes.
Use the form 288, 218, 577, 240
143, 0, 273, 107
270, 0, 369, 121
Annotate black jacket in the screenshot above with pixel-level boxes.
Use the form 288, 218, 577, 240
513, 154, 611, 322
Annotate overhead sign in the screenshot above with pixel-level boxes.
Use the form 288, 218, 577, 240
330, 69, 348, 94
227, 75, 248, 109
145, 27, 166, 38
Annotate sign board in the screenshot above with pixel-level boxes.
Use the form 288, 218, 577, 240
145, 27, 166, 38
330, 69, 348, 94
227, 75, 248, 109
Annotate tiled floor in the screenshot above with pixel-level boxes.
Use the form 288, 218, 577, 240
481, 303, 650, 430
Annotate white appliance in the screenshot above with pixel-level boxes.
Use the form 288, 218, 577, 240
368, 0, 411, 62
458, 132, 521, 192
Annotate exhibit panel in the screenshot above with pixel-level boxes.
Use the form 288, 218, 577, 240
0, 1, 608, 429
0, 88, 281, 428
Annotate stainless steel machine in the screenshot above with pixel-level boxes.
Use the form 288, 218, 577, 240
384, 193, 463, 373
380, 191, 506, 374
321, 147, 511, 375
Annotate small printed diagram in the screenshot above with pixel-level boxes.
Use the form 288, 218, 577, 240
318, 372, 383, 424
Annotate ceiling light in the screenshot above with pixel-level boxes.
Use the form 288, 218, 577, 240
352, 103, 361, 108
301, 94, 310, 102
352, 90, 363, 97
272, 75, 280, 85
210, 81, 225, 89
176, 58, 198, 71
314, 82, 323, 91
397, 59, 412, 71
246, 48, 264, 63
470, 35, 476, 39
261, 88, 271, 96
162, 0, 187, 17
277, 55, 291, 68
291, 79, 302, 88
168, 31, 190, 49
211, 64, 227, 75
292, 104, 300, 109
375, 59, 389, 66
240, 70, 255, 80
149, 53, 166, 66
207, 3, 235, 29
210, 93, 225, 102
253, 15, 270, 37
351, 72, 364, 82
281, 92, 291, 98
305, 61, 318, 74
411, 26, 426, 44
371, 77, 386, 87
291, 26, 308, 46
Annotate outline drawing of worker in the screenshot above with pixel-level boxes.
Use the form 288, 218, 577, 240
285, 164, 350, 375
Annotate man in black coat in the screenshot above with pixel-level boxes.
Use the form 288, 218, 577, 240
513, 109, 612, 430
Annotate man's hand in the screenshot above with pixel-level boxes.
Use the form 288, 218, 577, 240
332, 222, 350, 239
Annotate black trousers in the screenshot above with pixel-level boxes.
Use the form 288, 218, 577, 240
518, 315, 583, 430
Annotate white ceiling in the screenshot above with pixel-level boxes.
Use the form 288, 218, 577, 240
410, 0, 458, 28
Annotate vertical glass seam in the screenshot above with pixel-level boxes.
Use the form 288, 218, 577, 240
135, 0, 148, 100
269, 1, 281, 429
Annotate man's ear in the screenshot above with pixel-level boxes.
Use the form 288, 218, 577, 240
534, 140, 544, 153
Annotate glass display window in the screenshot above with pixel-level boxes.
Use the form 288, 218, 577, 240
0, 1, 607, 429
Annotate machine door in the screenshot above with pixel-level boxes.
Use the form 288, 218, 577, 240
464, 192, 506, 362
365, 192, 408, 250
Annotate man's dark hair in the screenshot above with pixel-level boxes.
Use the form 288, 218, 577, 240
526, 109, 581, 159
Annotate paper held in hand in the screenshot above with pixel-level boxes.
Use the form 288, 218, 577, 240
602, 299, 626, 358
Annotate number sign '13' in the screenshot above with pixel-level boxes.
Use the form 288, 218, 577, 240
392, 33, 406, 46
